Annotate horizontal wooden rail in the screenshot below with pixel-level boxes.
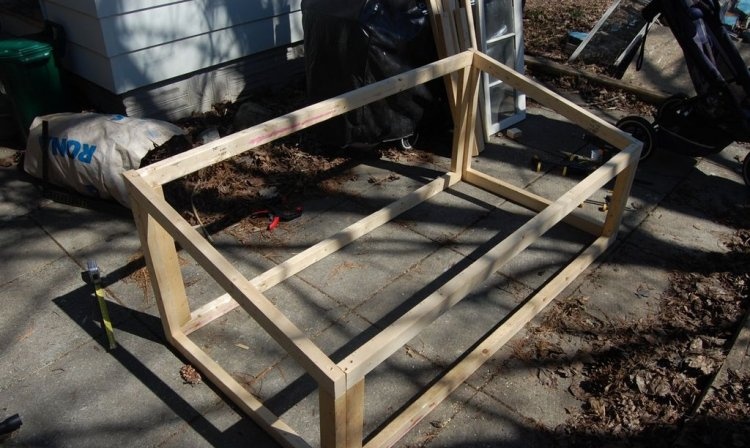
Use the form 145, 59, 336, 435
472, 51, 635, 151
124, 171, 346, 395
125, 43, 642, 448
181, 172, 461, 335
365, 234, 615, 448
138, 52, 474, 187
462, 168, 604, 236
172, 333, 311, 448
339, 149, 637, 385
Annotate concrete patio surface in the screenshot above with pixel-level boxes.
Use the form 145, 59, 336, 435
1, 95, 748, 447
1, 26, 750, 446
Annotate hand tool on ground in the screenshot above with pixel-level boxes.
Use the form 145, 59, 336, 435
583, 195, 612, 212
250, 203, 303, 231
531, 151, 600, 177
0, 414, 21, 437
86, 260, 117, 350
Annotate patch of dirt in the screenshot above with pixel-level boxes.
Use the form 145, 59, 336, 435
679, 370, 750, 447
523, 227, 749, 447
180, 364, 202, 385
518, 3, 750, 444
521, 2, 750, 443
523, 0, 655, 116
524, 0, 613, 63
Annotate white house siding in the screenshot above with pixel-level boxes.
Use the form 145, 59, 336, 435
42, 0, 304, 95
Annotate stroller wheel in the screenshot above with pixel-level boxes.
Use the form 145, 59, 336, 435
743, 152, 750, 187
399, 133, 419, 150
616, 116, 656, 161
656, 94, 688, 124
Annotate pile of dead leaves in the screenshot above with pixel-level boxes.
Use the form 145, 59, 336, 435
137, 83, 362, 237
523, 0, 656, 117
549, 227, 749, 447
161, 140, 352, 232
681, 370, 750, 447
180, 364, 202, 385
523, 0, 612, 63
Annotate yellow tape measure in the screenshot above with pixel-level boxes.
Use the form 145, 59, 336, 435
87, 260, 117, 350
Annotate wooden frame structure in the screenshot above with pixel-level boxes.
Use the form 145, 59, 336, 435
124, 49, 641, 448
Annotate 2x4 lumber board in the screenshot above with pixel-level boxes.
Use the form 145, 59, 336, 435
460, 0, 478, 51
137, 52, 473, 187
181, 292, 237, 336
524, 55, 670, 105
438, 13, 462, 109
339, 149, 636, 385
431, 6, 462, 117
453, 6, 485, 156
454, 8, 472, 52
472, 51, 637, 150
346, 380, 366, 448
181, 172, 462, 336
319, 378, 364, 448
124, 171, 346, 395
431, 0, 461, 107
319, 388, 348, 448
427, 2, 449, 58
129, 188, 191, 342
601, 145, 640, 237
319, 379, 365, 448
429, 2, 483, 156
460, 66, 482, 171
460, 0, 485, 156
365, 234, 615, 448
450, 66, 480, 174
172, 332, 310, 448
462, 168, 604, 236
440, 0, 455, 10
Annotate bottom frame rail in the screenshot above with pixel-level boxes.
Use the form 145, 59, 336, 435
462, 168, 604, 236
171, 332, 311, 448
181, 172, 461, 336
365, 235, 614, 448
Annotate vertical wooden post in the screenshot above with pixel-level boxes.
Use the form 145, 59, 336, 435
601, 145, 641, 238
129, 182, 191, 343
461, 0, 478, 50
453, 7, 486, 155
346, 380, 365, 447
450, 65, 482, 175
460, 66, 482, 175
320, 379, 365, 448
429, 0, 484, 155
450, 66, 470, 175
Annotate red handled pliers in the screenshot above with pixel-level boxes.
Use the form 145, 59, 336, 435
250, 204, 303, 231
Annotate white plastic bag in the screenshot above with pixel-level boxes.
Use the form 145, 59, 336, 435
24, 112, 185, 207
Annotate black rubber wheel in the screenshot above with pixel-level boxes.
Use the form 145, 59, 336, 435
399, 133, 419, 150
616, 115, 657, 161
743, 152, 750, 187
656, 94, 688, 123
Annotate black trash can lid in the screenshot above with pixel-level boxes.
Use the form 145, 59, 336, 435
0, 39, 53, 64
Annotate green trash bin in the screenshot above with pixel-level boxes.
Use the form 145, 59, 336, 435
0, 38, 65, 140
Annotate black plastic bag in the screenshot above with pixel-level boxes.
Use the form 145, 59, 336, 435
302, 0, 445, 148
